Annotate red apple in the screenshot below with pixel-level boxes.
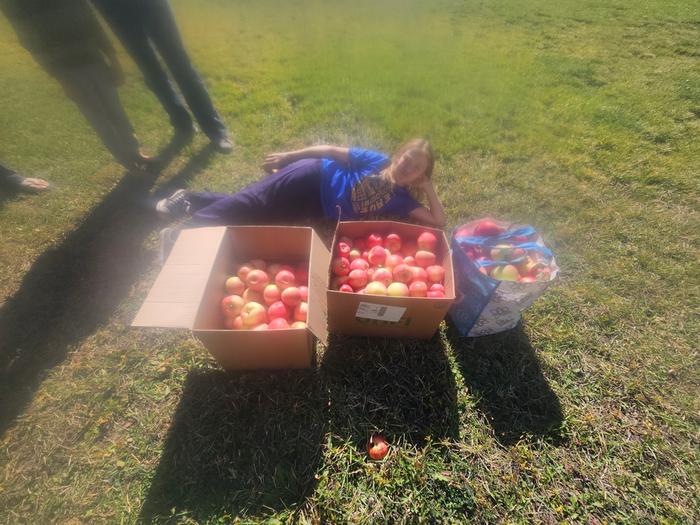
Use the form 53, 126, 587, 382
268, 317, 290, 330
384, 233, 402, 253
367, 233, 383, 248
262, 284, 281, 305
339, 284, 354, 293
336, 241, 352, 257
387, 282, 409, 297
429, 283, 445, 293
385, 254, 404, 269
410, 266, 428, 283
267, 300, 289, 320
240, 302, 267, 328
365, 281, 388, 295
246, 269, 270, 292
415, 250, 437, 268
221, 294, 245, 317
427, 290, 446, 298
296, 267, 309, 286
331, 257, 350, 276
455, 226, 472, 238
392, 264, 413, 284
372, 268, 393, 287
409, 281, 428, 297
367, 245, 387, 266
347, 269, 369, 290
281, 286, 302, 307
401, 240, 417, 257
224, 315, 243, 330
225, 276, 245, 296
368, 434, 389, 460
237, 263, 253, 281
267, 263, 282, 278
298, 285, 308, 302
276, 269, 296, 289
474, 219, 505, 237
403, 256, 416, 266
426, 265, 445, 283
417, 231, 438, 251
519, 276, 536, 283
350, 258, 370, 271
330, 275, 349, 290
242, 288, 264, 305
294, 302, 308, 322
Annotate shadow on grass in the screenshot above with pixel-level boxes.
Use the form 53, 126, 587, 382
139, 368, 326, 523
321, 334, 460, 450
0, 142, 215, 438
446, 322, 565, 446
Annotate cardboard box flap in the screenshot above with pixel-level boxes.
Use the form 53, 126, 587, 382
306, 230, 330, 346
132, 227, 227, 329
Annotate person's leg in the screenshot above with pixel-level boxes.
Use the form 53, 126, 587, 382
140, 0, 229, 141
92, 0, 193, 132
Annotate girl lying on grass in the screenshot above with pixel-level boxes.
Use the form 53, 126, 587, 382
156, 138, 446, 227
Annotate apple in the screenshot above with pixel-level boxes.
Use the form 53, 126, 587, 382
367, 233, 383, 248
296, 267, 309, 286
490, 244, 515, 261
350, 258, 370, 271
410, 266, 428, 283
224, 315, 242, 329
225, 276, 245, 296
331, 257, 351, 276
237, 263, 253, 281
298, 285, 308, 302
474, 219, 505, 237
454, 226, 472, 238
253, 323, 268, 331
362, 250, 369, 260
372, 268, 393, 287
276, 269, 296, 289
401, 240, 417, 257
268, 317, 290, 330
519, 276, 536, 283
262, 284, 281, 305
347, 269, 369, 290
368, 434, 389, 460
415, 250, 437, 268
294, 302, 308, 322
427, 290, 446, 298
291, 321, 307, 329
417, 231, 438, 251
267, 263, 282, 278
242, 288, 264, 305
267, 300, 289, 320
249, 258, 267, 270
348, 249, 362, 261
426, 265, 445, 283
339, 284, 354, 292
403, 255, 416, 266
387, 282, 409, 297
221, 295, 245, 317
330, 275, 349, 290
384, 233, 402, 253
240, 302, 267, 328
337, 241, 352, 257
246, 269, 270, 292
385, 254, 404, 269
392, 264, 413, 284
365, 281, 388, 295
409, 281, 428, 297
281, 286, 302, 307
429, 283, 445, 293
491, 264, 520, 281
368, 245, 387, 266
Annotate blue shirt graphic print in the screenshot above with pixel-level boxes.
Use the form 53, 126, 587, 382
320, 148, 421, 220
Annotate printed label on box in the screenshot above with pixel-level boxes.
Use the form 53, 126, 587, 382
355, 302, 407, 323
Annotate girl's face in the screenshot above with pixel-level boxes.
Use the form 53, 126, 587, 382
392, 149, 429, 187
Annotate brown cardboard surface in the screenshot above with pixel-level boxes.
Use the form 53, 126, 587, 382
132, 227, 227, 328
307, 230, 330, 345
327, 221, 455, 339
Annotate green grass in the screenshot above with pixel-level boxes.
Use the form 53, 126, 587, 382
1, 0, 699, 523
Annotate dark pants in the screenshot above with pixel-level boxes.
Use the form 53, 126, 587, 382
92, 0, 228, 139
189, 159, 324, 225
0, 164, 22, 188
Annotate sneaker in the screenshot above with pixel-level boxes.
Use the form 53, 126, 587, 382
159, 227, 182, 264
156, 189, 191, 220
211, 136, 234, 153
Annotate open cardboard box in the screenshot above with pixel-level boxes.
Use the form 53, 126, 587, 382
327, 221, 456, 339
132, 226, 330, 370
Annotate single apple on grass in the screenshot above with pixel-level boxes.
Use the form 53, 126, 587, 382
240, 302, 267, 328
221, 294, 245, 317
368, 433, 389, 460
225, 276, 245, 296
387, 282, 409, 296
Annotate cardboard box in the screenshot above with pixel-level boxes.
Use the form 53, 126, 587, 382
132, 226, 330, 370
327, 221, 455, 339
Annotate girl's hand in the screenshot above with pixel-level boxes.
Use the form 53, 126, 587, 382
262, 152, 293, 173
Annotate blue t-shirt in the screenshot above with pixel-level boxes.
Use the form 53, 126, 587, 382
320, 148, 421, 220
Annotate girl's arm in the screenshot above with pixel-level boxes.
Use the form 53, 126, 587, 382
408, 179, 447, 227
263, 145, 349, 173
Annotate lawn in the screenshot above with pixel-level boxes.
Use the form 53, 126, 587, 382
0, 0, 698, 523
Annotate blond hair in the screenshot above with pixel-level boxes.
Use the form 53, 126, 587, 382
381, 138, 435, 200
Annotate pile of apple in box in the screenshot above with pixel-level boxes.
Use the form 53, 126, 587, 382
220, 260, 310, 331
329, 230, 447, 297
